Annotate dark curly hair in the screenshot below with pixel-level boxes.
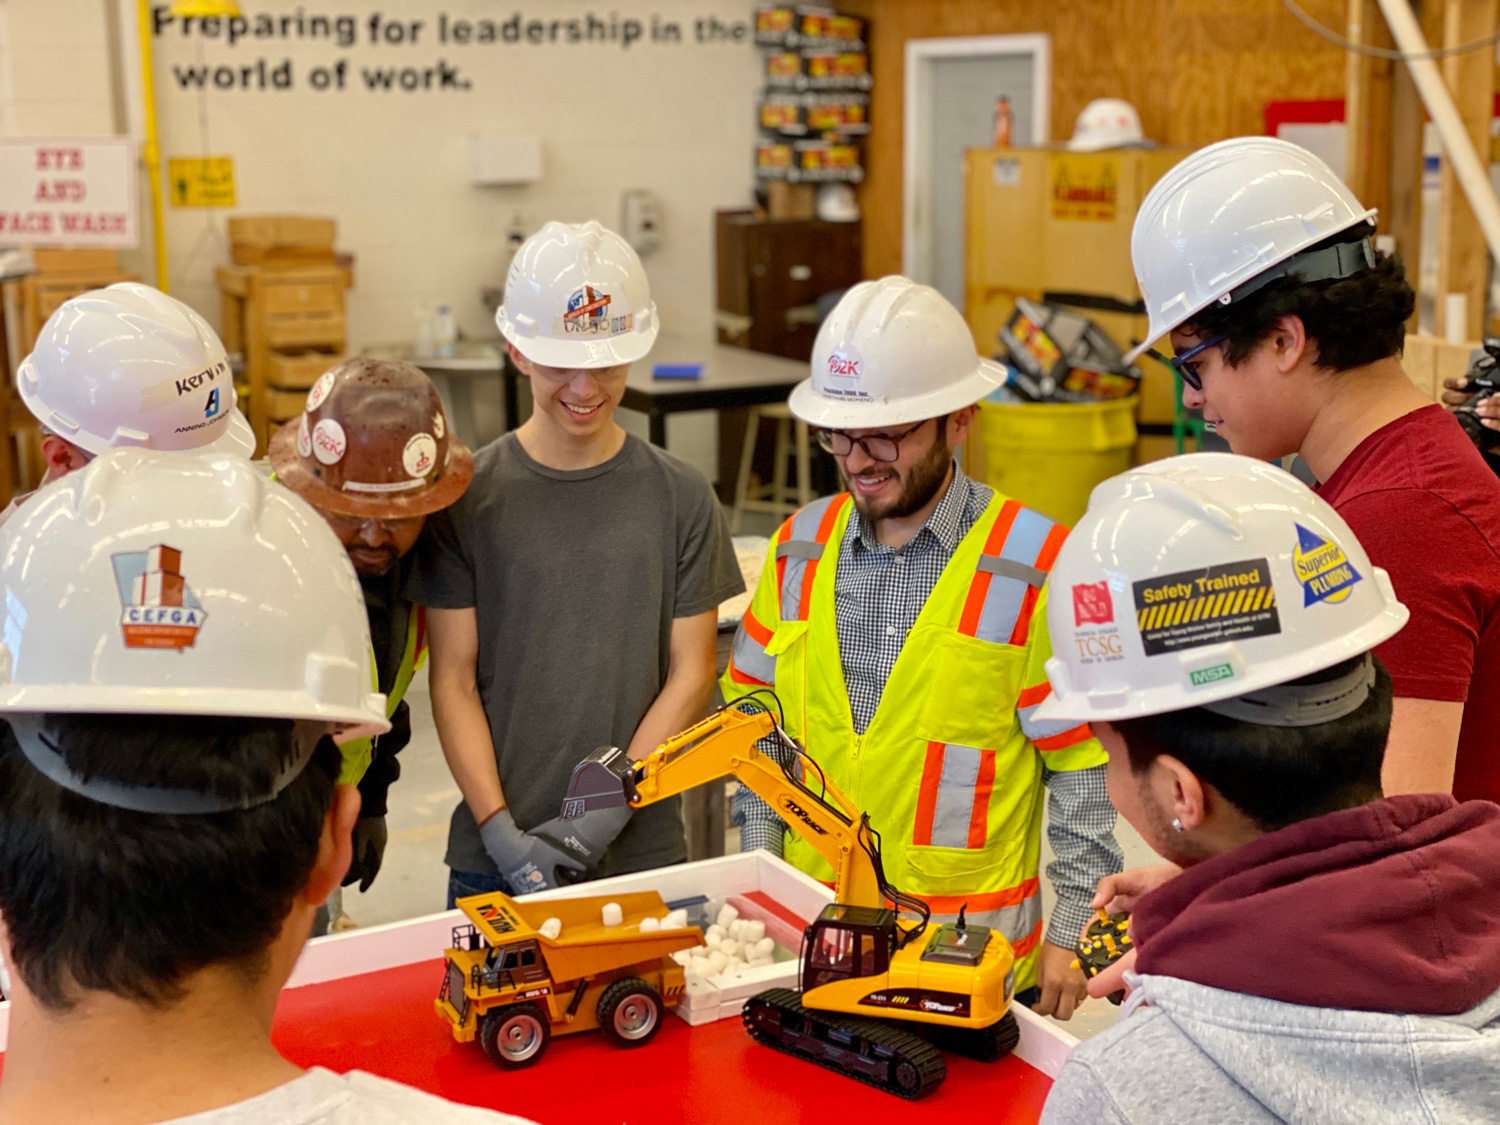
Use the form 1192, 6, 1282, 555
1183, 226, 1415, 372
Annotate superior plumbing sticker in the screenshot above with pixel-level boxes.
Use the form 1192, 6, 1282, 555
1132, 559, 1280, 657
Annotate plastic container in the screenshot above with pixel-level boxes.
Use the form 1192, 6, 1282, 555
432, 305, 457, 359
978, 396, 1138, 527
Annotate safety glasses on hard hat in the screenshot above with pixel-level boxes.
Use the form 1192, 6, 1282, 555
1147, 332, 1227, 392
815, 419, 929, 463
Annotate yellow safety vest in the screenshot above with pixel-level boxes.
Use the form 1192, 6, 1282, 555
338, 604, 427, 785
722, 491, 1104, 990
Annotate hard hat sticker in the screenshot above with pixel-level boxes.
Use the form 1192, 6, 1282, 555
139, 357, 231, 413
819, 345, 869, 400
312, 418, 346, 465
1133, 558, 1279, 657
555, 284, 633, 337
403, 432, 437, 478
296, 414, 312, 458
1071, 581, 1124, 664
433, 411, 445, 439
1293, 524, 1361, 606
111, 545, 206, 651
305, 370, 336, 413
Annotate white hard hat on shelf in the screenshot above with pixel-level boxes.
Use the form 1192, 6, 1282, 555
1067, 98, 1145, 152
1124, 136, 1377, 363
0, 448, 389, 735
789, 276, 1006, 429
817, 183, 861, 223
496, 220, 659, 369
1034, 452, 1408, 725
17, 282, 255, 458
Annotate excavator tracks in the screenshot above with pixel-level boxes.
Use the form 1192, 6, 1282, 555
742, 988, 947, 1100
907, 1009, 1021, 1062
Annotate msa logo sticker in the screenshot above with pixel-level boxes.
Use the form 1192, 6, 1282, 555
112, 545, 206, 651
558, 284, 634, 336
1293, 524, 1361, 606
778, 795, 830, 835
1073, 581, 1113, 626
1133, 559, 1280, 657
1190, 663, 1235, 687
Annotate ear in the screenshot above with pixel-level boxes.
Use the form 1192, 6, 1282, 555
946, 406, 976, 448
1151, 753, 1208, 832
506, 341, 535, 377
300, 783, 362, 906
1268, 314, 1311, 373
40, 435, 87, 478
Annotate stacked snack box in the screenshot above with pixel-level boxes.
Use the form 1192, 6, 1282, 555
753, 6, 869, 186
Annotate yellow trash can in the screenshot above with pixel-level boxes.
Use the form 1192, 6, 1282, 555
977, 397, 1138, 527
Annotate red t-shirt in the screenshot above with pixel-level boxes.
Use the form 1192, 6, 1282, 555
1319, 405, 1500, 803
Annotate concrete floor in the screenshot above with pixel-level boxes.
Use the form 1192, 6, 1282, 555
343, 661, 1161, 1041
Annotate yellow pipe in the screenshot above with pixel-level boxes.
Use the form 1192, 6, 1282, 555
136, 0, 169, 293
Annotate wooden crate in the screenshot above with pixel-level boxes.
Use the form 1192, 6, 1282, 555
269, 349, 342, 391
228, 215, 336, 250
31, 248, 119, 273
266, 387, 309, 423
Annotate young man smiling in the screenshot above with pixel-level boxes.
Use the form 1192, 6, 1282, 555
724, 276, 1122, 1019
409, 221, 743, 903
1128, 137, 1500, 806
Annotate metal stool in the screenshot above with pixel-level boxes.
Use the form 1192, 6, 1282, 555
732, 402, 812, 532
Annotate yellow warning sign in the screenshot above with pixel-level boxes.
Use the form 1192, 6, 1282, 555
168, 157, 235, 208
1050, 153, 1118, 222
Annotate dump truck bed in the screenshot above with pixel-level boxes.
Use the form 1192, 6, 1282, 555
457, 890, 701, 983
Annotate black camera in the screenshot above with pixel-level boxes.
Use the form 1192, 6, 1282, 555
1454, 338, 1500, 454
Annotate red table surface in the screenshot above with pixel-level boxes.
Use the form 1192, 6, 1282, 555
272, 958, 1054, 1124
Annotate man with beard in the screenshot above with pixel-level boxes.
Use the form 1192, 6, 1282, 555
722, 277, 1122, 1019
269, 357, 474, 901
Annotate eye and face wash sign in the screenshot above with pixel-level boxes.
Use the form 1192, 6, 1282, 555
0, 137, 138, 248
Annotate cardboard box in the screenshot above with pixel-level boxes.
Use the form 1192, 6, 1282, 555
766, 180, 816, 220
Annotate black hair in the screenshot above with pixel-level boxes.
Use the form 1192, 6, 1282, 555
1184, 227, 1415, 372
0, 714, 338, 1011
1113, 655, 1391, 831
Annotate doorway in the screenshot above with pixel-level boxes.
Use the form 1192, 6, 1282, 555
903, 35, 1051, 309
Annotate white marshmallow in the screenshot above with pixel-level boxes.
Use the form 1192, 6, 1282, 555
719, 938, 742, 958
728, 920, 745, 939
706, 924, 726, 942
671, 949, 692, 966
639, 916, 661, 932
664, 908, 689, 928
703, 934, 722, 952
686, 945, 708, 958
716, 905, 740, 928
748, 956, 774, 969
601, 902, 624, 927
723, 956, 746, 975
743, 920, 767, 943
689, 958, 715, 978
707, 950, 729, 972
754, 937, 776, 958
539, 917, 563, 940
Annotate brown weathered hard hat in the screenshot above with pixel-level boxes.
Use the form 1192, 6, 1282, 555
268, 356, 474, 519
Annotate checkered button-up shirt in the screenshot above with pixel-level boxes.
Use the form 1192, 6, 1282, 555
732, 466, 1121, 949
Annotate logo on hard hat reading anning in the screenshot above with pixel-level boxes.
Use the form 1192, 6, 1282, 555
111, 545, 206, 651
560, 285, 634, 337
1293, 524, 1361, 606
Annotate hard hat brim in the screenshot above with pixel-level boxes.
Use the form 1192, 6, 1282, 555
0, 683, 392, 733
786, 357, 1007, 430
497, 308, 659, 370
267, 418, 476, 521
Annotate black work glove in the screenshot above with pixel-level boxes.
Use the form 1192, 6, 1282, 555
342, 815, 389, 893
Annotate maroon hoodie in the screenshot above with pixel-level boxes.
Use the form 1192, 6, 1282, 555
1131, 794, 1500, 1015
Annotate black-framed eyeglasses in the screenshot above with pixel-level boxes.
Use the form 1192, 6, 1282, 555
1147, 332, 1228, 392
815, 419, 929, 463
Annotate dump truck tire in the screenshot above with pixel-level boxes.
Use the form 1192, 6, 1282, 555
597, 977, 663, 1049
479, 1002, 551, 1069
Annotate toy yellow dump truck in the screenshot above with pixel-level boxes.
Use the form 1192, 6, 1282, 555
435, 890, 702, 1068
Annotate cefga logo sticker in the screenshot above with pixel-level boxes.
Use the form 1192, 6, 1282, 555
1293, 524, 1361, 606
111, 545, 206, 650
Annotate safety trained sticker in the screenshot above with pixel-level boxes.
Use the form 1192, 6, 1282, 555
1133, 558, 1280, 657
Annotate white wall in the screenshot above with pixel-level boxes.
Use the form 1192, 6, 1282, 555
0, 1, 116, 137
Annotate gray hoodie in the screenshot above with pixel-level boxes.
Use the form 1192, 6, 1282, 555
1042, 973, 1500, 1124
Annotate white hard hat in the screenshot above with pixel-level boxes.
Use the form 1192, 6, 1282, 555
1035, 452, 1408, 724
1124, 137, 1377, 363
1067, 98, 1145, 152
496, 220, 659, 369
817, 183, 860, 223
790, 276, 1006, 429
17, 282, 255, 458
0, 448, 389, 733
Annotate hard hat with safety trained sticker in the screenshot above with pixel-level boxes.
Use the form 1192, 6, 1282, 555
496, 220, 659, 370
268, 356, 475, 520
0, 448, 390, 735
17, 281, 255, 458
790, 275, 1007, 430
1124, 137, 1378, 364
1067, 98, 1145, 152
1033, 452, 1408, 724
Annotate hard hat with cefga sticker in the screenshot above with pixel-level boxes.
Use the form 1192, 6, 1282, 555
1033, 452, 1408, 724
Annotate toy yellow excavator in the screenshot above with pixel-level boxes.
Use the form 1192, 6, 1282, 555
560, 694, 1019, 1099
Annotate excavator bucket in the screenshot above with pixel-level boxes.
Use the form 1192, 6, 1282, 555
560, 746, 638, 819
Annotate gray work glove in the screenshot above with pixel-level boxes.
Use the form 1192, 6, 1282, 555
479, 807, 586, 895
530, 803, 633, 869
341, 816, 388, 893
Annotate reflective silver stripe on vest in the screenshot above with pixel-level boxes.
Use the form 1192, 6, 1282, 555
730, 617, 776, 684
1017, 700, 1084, 744
924, 896, 1043, 953
972, 506, 1059, 645
928, 742, 987, 849
778, 494, 842, 621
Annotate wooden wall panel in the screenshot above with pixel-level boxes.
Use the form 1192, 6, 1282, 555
851, 0, 1349, 277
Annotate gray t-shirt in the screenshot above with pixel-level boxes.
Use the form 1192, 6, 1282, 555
407, 432, 743, 876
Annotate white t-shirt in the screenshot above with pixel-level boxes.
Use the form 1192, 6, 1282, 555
159, 1068, 538, 1125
